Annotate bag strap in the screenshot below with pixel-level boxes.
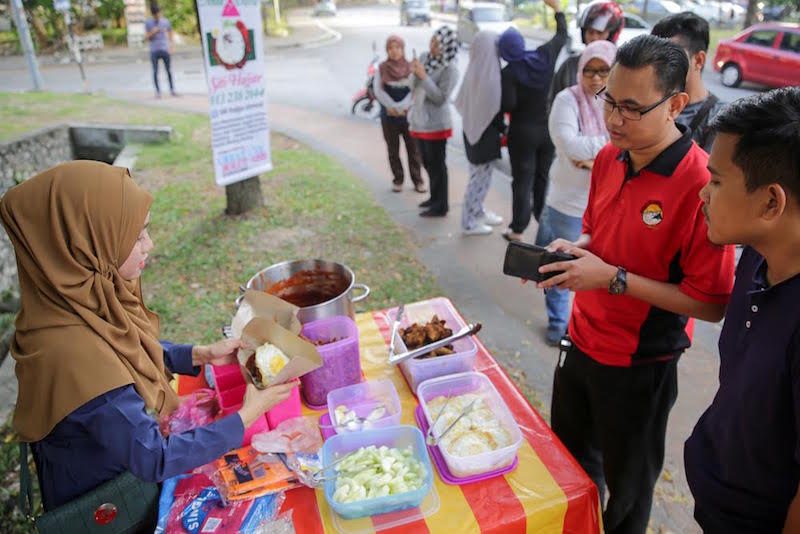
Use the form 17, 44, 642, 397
18, 442, 36, 523
688, 93, 719, 138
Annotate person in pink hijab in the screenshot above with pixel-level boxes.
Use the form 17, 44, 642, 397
533, 39, 616, 346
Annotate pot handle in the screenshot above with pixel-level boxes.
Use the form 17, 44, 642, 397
234, 285, 247, 307
351, 283, 370, 303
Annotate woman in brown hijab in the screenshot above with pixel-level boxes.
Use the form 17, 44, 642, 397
0, 161, 294, 512
373, 35, 426, 193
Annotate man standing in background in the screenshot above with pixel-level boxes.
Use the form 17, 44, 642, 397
145, 3, 177, 98
652, 12, 723, 153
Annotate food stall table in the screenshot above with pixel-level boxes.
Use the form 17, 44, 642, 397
178, 297, 602, 534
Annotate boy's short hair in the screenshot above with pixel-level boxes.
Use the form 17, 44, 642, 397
150, 3, 161, 15
614, 35, 688, 94
651, 12, 710, 56
711, 87, 800, 200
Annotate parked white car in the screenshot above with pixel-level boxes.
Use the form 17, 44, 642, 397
457, 2, 517, 46
627, 0, 683, 23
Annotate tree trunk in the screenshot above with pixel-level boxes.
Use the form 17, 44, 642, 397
744, 0, 758, 29
225, 176, 263, 215
25, 8, 50, 49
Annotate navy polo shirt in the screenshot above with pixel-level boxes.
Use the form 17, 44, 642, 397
685, 246, 800, 532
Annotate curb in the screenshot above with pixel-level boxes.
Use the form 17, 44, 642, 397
7, 18, 339, 68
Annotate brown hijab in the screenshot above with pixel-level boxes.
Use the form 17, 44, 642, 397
0, 160, 179, 442
379, 35, 411, 83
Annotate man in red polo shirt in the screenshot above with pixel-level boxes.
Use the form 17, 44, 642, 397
538, 35, 736, 534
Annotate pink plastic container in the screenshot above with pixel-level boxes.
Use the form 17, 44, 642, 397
218, 385, 269, 446
210, 363, 245, 391
266, 382, 302, 428
299, 316, 362, 407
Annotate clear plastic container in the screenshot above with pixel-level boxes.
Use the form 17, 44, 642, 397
417, 372, 522, 478
327, 379, 401, 434
322, 425, 433, 520
300, 316, 362, 407
387, 298, 478, 393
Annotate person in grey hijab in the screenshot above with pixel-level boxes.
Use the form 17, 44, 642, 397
454, 31, 506, 235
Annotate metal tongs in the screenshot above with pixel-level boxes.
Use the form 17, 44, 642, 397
427, 398, 478, 447
388, 305, 405, 359
310, 452, 352, 484
388, 323, 482, 366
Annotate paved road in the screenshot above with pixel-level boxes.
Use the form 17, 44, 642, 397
0, 6, 766, 532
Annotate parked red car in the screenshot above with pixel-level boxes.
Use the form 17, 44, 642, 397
713, 22, 800, 88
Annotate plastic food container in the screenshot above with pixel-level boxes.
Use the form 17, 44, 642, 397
266, 382, 302, 428
299, 316, 362, 407
322, 425, 433, 520
327, 379, 401, 434
387, 298, 478, 393
210, 363, 245, 392
417, 372, 522, 478
218, 385, 269, 447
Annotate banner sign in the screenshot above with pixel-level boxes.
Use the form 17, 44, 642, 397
124, 0, 147, 47
197, 0, 272, 186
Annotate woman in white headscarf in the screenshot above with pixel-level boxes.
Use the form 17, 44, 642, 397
535, 39, 616, 345
454, 31, 506, 235
409, 25, 459, 218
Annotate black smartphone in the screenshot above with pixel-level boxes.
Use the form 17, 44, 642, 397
502, 241, 577, 283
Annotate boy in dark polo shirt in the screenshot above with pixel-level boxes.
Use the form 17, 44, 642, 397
537, 35, 736, 534
685, 87, 800, 533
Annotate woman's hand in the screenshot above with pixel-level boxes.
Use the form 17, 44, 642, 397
572, 159, 594, 170
237, 383, 296, 427
411, 59, 426, 80
192, 339, 246, 367
544, 0, 562, 12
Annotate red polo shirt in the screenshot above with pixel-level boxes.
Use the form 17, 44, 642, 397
568, 126, 736, 367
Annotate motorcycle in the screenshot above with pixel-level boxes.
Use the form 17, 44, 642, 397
351, 41, 382, 120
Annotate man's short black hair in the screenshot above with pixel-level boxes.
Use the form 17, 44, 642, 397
651, 12, 710, 56
711, 87, 800, 201
150, 3, 161, 15
614, 35, 688, 95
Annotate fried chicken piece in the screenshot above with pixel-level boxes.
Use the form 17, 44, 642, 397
400, 324, 428, 349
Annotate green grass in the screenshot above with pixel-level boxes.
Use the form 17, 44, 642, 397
0, 422, 38, 534
100, 28, 129, 47
709, 27, 741, 56
0, 92, 442, 526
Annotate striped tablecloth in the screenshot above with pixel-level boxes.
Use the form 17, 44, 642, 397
178, 297, 601, 533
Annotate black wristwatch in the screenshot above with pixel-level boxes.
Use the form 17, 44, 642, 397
609, 267, 627, 295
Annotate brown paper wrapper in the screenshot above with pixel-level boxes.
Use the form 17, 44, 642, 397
231, 290, 321, 388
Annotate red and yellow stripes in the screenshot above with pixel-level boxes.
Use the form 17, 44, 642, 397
181, 298, 600, 533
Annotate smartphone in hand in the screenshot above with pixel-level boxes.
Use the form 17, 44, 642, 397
503, 242, 577, 283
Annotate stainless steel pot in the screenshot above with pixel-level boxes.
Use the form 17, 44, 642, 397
237, 259, 370, 323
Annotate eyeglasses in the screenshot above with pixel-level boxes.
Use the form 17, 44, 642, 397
582, 67, 610, 79
595, 87, 677, 121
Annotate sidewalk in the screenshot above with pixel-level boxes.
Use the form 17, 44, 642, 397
0, 9, 338, 69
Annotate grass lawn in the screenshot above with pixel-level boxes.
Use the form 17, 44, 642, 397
709, 27, 741, 57
0, 92, 442, 530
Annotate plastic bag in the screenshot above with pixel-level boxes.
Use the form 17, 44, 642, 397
283, 452, 324, 489
154, 472, 285, 533
251, 416, 323, 454
251, 510, 295, 534
160, 389, 220, 436
196, 445, 301, 502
